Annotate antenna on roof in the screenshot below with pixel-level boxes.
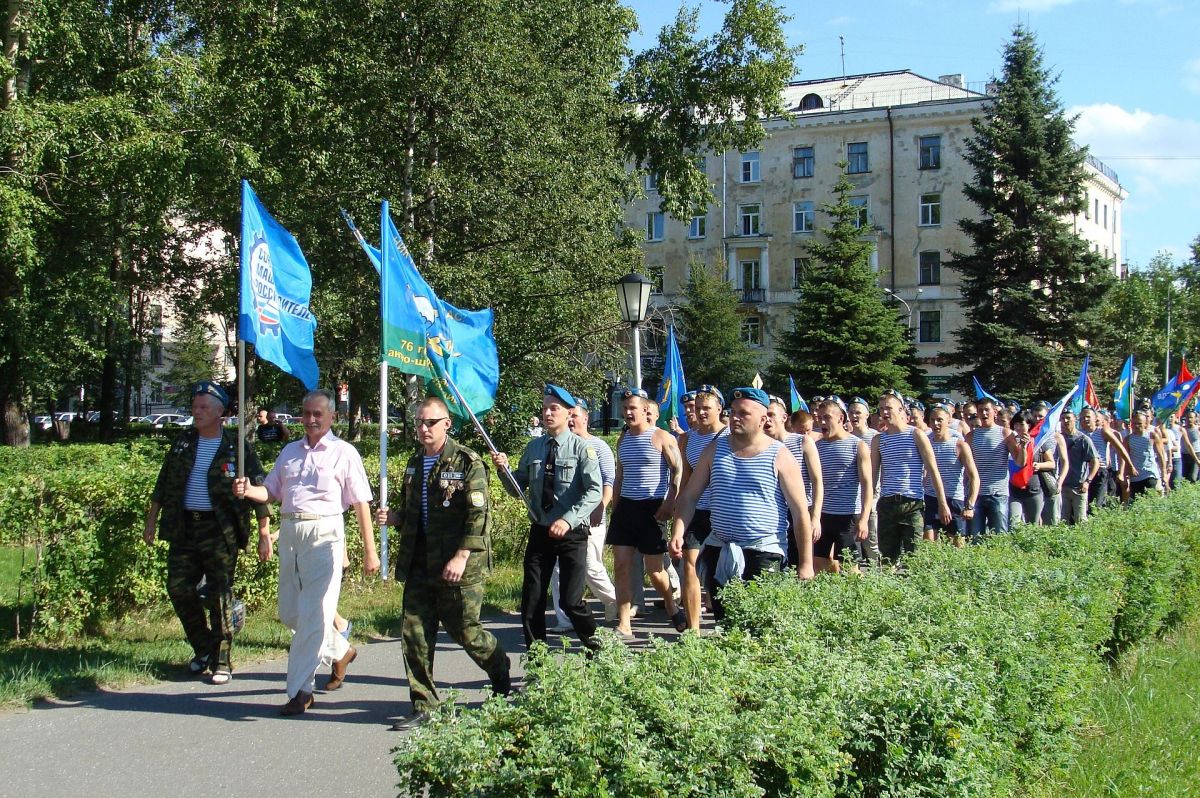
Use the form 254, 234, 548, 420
840, 36, 846, 84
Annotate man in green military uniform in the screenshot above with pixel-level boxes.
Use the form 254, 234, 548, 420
377, 396, 510, 731
143, 381, 270, 685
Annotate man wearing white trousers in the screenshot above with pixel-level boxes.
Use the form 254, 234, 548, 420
236, 389, 379, 716
550, 399, 618, 629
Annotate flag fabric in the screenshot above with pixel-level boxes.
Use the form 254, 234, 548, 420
1152, 357, 1198, 421
1177, 358, 1200, 418
375, 202, 499, 418
238, 180, 319, 390
1084, 372, 1100, 410
656, 326, 687, 432
1068, 355, 1090, 415
1112, 356, 1135, 421
972, 376, 1000, 405
1030, 385, 1079, 450
788, 376, 808, 413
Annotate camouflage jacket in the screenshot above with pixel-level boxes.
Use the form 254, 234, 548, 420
393, 437, 492, 585
151, 428, 269, 548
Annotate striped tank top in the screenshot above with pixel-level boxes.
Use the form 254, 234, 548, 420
709, 436, 785, 551
816, 436, 861, 515
783, 433, 813, 507
1087, 430, 1109, 470
925, 434, 964, 501
184, 436, 222, 510
685, 429, 721, 510
971, 425, 1010, 496
878, 427, 924, 500
618, 428, 669, 500
1125, 432, 1159, 482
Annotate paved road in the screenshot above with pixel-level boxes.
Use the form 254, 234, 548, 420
0, 604, 687, 798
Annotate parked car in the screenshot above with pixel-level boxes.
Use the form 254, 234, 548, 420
171, 416, 194, 427
54, 412, 79, 424
141, 413, 187, 428
32, 415, 53, 431
273, 413, 296, 424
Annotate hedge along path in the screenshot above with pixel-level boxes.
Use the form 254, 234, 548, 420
392, 486, 1200, 798
0, 441, 535, 640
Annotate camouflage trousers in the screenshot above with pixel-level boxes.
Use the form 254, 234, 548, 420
401, 560, 508, 713
166, 516, 238, 672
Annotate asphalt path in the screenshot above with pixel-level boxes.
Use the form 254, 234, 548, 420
0, 603, 688, 798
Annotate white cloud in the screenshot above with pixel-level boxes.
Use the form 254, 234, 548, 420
988, 0, 1081, 12
1184, 57, 1200, 94
1070, 103, 1200, 195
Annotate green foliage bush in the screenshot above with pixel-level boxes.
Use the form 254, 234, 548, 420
393, 485, 1200, 797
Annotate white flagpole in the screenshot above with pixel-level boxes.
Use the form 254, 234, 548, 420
378, 362, 389, 580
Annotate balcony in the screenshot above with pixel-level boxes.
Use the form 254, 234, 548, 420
740, 288, 766, 303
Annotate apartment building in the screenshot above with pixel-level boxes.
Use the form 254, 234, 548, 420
625, 70, 1126, 395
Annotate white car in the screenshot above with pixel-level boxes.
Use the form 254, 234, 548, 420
141, 413, 187, 428
171, 416, 194, 427
32, 415, 53, 430
273, 413, 296, 424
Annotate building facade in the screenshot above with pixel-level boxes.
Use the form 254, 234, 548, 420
623, 70, 1126, 396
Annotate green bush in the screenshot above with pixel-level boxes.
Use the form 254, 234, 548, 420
393, 485, 1200, 798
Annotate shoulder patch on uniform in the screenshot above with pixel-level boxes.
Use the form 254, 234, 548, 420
462, 447, 480, 462
469, 490, 485, 507
585, 446, 597, 459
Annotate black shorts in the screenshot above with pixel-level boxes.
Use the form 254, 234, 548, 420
684, 509, 711, 551
814, 513, 860, 561
608, 497, 668, 555
923, 496, 966, 536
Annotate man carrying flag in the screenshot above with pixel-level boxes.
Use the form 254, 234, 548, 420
657, 326, 688, 434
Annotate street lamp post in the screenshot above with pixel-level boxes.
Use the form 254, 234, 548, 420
884, 288, 914, 328
616, 272, 653, 391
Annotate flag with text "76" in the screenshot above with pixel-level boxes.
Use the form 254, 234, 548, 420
238, 180, 319, 390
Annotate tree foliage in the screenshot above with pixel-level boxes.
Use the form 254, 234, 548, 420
770, 172, 918, 398
675, 259, 758, 390
946, 24, 1115, 403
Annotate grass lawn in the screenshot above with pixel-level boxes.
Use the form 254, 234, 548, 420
1035, 617, 1200, 798
0, 546, 522, 711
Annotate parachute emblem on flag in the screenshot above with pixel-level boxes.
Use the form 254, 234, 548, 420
409, 289, 461, 359
248, 234, 282, 337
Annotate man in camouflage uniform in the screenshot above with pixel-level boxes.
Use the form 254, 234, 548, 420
143, 381, 269, 684
377, 396, 510, 730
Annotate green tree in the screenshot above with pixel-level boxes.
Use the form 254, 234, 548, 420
770, 172, 917, 398
946, 25, 1114, 403
676, 259, 757, 390
159, 315, 219, 408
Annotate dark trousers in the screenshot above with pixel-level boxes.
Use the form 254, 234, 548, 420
1130, 477, 1158, 500
1184, 453, 1199, 483
877, 495, 925, 562
700, 545, 783, 622
521, 524, 597, 649
165, 516, 237, 670
1088, 469, 1110, 509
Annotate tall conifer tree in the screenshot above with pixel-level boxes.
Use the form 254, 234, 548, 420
946, 25, 1113, 402
676, 260, 757, 390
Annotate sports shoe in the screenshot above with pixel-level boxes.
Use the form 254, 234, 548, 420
188, 654, 210, 674
339, 620, 353, 641
210, 669, 232, 685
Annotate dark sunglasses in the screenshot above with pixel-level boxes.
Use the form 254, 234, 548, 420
417, 417, 447, 428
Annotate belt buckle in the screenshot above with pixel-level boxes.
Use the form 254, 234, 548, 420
189, 510, 206, 522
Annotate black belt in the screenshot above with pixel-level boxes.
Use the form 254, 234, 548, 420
185, 510, 217, 523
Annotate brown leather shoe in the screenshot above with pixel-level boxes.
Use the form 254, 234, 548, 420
324, 646, 357, 691
280, 691, 313, 716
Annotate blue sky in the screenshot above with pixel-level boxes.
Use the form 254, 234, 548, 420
624, 0, 1200, 271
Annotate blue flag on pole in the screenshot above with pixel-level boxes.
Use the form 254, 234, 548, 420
1113, 356, 1135, 421
1151, 375, 1198, 419
374, 202, 498, 419
1031, 385, 1079, 450
656, 326, 688, 432
972, 376, 1000, 405
788, 376, 808, 413
238, 180, 319, 390
1068, 355, 1090, 415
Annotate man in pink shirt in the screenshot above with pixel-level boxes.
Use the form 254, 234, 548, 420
236, 389, 379, 716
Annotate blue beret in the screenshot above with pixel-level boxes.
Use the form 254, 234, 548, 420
192, 381, 228, 407
622, 388, 650, 400
848, 396, 869, 409
694, 384, 725, 406
543, 384, 577, 408
575, 397, 590, 411
730, 387, 770, 408
681, 391, 697, 403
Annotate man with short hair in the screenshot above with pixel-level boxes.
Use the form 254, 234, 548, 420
812, 397, 872, 573
256, 408, 290, 442
1181, 410, 1200, 482
235, 389, 379, 716
671, 387, 814, 621
492, 385, 602, 649
847, 396, 881, 566
145, 381, 270, 685
966, 397, 1027, 538
1080, 407, 1134, 509
1058, 409, 1100, 525
376, 396, 510, 730
610, 388, 685, 635
1031, 400, 1069, 525
1125, 409, 1168, 500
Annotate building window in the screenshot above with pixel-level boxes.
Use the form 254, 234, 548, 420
918, 310, 941, 343
688, 215, 706, 239
150, 334, 164, 366
738, 203, 761, 236
792, 257, 811, 289
149, 303, 163, 329
645, 172, 658, 193
846, 142, 869, 174
799, 93, 823, 111
742, 316, 762, 347
1103, 204, 1108, 229
792, 201, 815, 233
849, 196, 869, 229
150, 384, 163, 404
919, 135, 942, 169
647, 264, 664, 294
919, 193, 942, 226
741, 151, 760, 183
792, 146, 814, 178
919, 251, 941, 285
645, 211, 664, 242
1094, 198, 1099, 222
739, 260, 762, 290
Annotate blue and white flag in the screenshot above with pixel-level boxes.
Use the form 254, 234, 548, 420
1068, 355, 1090, 415
972, 376, 1000, 405
1031, 385, 1078, 450
238, 180, 319, 390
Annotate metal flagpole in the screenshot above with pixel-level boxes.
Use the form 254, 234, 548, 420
237, 341, 246, 479
378, 362, 389, 579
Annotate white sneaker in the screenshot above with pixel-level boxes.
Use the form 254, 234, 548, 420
548, 622, 573, 633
